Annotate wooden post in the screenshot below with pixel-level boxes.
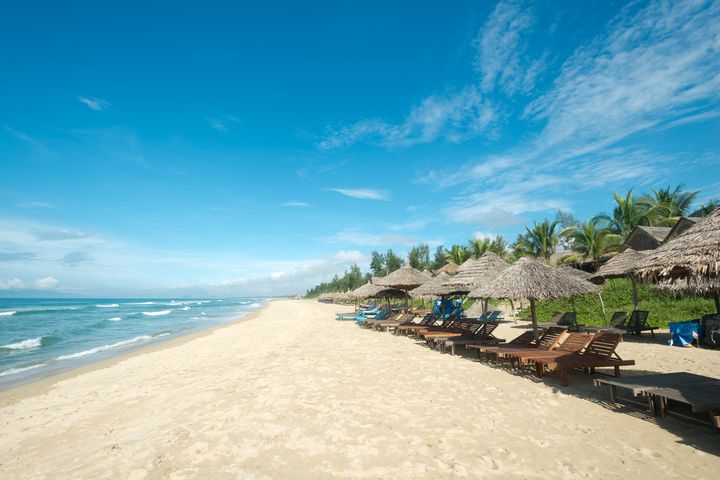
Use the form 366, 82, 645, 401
631, 278, 639, 311
598, 293, 607, 325
714, 292, 720, 314
530, 298, 539, 341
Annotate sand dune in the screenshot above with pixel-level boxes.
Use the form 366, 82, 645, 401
1, 299, 718, 479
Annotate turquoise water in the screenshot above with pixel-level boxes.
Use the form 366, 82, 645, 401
0, 298, 265, 389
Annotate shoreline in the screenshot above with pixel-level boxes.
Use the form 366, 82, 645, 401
0, 302, 271, 406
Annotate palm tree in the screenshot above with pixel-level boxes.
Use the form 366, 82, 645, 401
650, 184, 698, 217
562, 220, 618, 269
593, 189, 666, 238
689, 199, 719, 217
525, 219, 562, 259
446, 244, 469, 265
467, 237, 492, 259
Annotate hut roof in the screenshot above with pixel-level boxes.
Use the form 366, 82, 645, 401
441, 252, 511, 294
350, 281, 384, 298
665, 216, 702, 242
589, 248, 649, 283
374, 264, 432, 290
624, 226, 671, 250
409, 272, 451, 299
469, 257, 601, 300
434, 262, 459, 275
652, 277, 720, 295
559, 264, 593, 280
634, 208, 720, 282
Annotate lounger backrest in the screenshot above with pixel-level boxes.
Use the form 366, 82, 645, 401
560, 312, 577, 326
582, 332, 622, 359
555, 332, 594, 353
506, 331, 536, 346
625, 310, 649, 330
482, 322, 499, 338
548, 312, 564, 325
609, 311, 628, 328
538, 326, 566, 350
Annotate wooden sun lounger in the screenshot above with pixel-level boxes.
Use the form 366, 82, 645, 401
462, 330, 537, 357
367, 312, 415, 330
554, 333, 635, 386
583, 311, 628, 333
395, 315, 446, 334
649, 381, 720, 431
436, 323, 504, 355
513, 332, 595, 378
419, 318, 477, 340
361, 312, 404, 328
621, 310, 656, 337
593, 372, 719, 411
470, 327, 567, 364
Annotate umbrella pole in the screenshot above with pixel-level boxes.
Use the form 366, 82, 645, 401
714, 292, 720, 314
598, 293, 607, 325
631, 278, 639, 311
530, 298, 539, 341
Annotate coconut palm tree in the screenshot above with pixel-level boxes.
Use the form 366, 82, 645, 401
561, 220, 618, 269
689, 199, 719, 217
446, 244, 469, 265
467, 237, 492, 258
525, 219, 562, 259
650, 184, 698, 217
593, 189, 666, 238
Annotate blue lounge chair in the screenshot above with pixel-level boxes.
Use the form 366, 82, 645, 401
336, 306, 381, 320
356, 309, 390, 326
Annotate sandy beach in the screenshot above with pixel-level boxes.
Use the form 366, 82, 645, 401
1, 299, 718, 479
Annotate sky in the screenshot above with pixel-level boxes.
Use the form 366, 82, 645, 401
1, 0, 719, 297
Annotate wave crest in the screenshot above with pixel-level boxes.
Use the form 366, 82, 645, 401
1, 337, 43, 350
142, 310, 171, 316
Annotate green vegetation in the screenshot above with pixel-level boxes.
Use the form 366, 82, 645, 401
305, 264, 369, 297
518, 278, 715, 328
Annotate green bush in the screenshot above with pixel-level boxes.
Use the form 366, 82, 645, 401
517, 278, 715, 328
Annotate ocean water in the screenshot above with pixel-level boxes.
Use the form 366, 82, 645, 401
0, 298, 265, 389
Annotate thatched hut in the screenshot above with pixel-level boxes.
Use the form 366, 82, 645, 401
634, 208, 720, 311
624, 226, 671, 251
440, 252, 510, 295
470, 257, 601, 339
589, 248, 649, 310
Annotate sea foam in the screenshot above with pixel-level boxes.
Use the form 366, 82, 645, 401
0, 363, 47, 377
108, 317, 122, 322
96, 304, 119, 308
1, 337, 43, 350
0, 311, 17, 316
142, 310, 171, 316
56, 333, 169, 361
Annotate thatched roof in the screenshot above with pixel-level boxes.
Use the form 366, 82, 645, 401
589, 248, 649, 283
469, 257, 601, 300
559, 264, 593, 280
349, 281, 384, 298
634, 208, 720, 282
440, 252, 510, 294
371, 287, 411, 299
652, 277, 720, 295
409, 272, 450, 299
434, 262, 459, 275
374, 264, 431, 290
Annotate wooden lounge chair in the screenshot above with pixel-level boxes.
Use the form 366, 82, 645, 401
436, 323, 504, 355
649, 381, 720, 431
405, 316, 462, 337
584, 311, 628, 333
460, 330, 536, 357
361, 311, 404, 328
366, 312, 415, 330
467, 326, 567, 363
395, 314, 447, 335
554, 333, 635, 386
419, 318, 477, 340
621, 310, 656, 337
512, 332, 595, 378
537, 312, 564, 328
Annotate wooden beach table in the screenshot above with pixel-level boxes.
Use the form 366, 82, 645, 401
650, 381, 720, 431
593, 372, 718, 412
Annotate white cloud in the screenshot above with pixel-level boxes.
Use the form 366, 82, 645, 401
280, 201, 314, 208
203, 114, 240, 133
328, 188, 389, 200
0, 278, 25, 290
77, 96, 110, 111
318, 87, 495, 150
474, 0, 540, 95
323, 228, 417, 247
34, 276, 59, 290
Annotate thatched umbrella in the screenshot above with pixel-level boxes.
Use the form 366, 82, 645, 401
375, 264, 432, 290
634, 209, 720, 312
441, 252, 510, 295
434, 262, 459, 276
559, 264, 593, 280
470, 257, 601, 340
349, 281, 384, 299
408, 272, 451, 299
589, 248, 649, 310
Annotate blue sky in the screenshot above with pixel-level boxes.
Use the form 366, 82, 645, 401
1, 0, 719, 297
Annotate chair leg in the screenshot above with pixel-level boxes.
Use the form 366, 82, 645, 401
561, 367, 569, 386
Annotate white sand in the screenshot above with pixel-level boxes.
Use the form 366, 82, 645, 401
1, 299, 718, 479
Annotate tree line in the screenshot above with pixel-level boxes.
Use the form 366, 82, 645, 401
306, 185, 717, 296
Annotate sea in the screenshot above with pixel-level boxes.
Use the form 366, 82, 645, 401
0, 297, 266, 390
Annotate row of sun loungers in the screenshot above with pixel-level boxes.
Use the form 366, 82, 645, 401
540, 310, 658, 336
